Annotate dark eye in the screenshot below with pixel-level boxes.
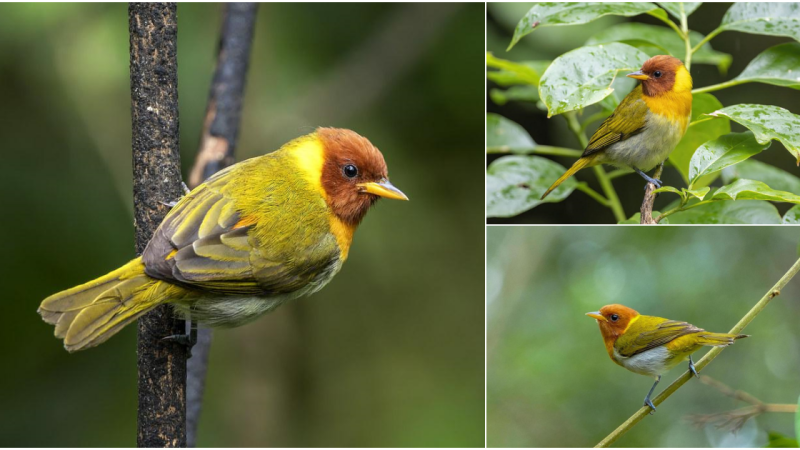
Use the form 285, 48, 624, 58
342, 164, 358, 179
653, 71, 662, 78
610, 314, 619, 322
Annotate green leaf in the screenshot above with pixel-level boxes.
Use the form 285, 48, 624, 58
668, 199, 781, 224
539, 43, 649, 117
486, 53, 549, 86
489, 86, 541, 106
732, 42, 800, 89
721, 159, 800, 194
765, 431, 799, 448
720, 3, 800, 43
686, 186, 710, 200
486, 156, 577, 217
653, 185, 683, 197
508, 2, 665, 50
784, 204, 800, 224
708, 104, 800, 163
586, 23, 731, 73
688, 131, 770, 187
670, 93, 730, 187
619, 211, 668, 224
486, 114, 536, 154
712, 179, 800, 203
658, 2, 702, 19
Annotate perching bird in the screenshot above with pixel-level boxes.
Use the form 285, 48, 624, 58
541, 55, 693, 199
39, 128, 408, 352
586, 304, 747, 412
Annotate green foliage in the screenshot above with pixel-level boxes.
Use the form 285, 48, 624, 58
586, 23, 731, 73
733, 43, 800, 90
719, 3, 800, 42
539, 43, 647, 117
508, 2, 665, 50
486, 155, 576, 217
688, 132, 769, 187
486, 113, 536, 154
487, 2, 800, 224
765, 431, 799, 448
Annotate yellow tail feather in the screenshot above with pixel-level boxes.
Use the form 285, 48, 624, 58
38, 258, 169, 352
541, 155, 597, 200
695, 332, 749, 347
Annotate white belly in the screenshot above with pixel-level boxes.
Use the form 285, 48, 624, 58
613, 346, 685, 377
601, 111, 685, 171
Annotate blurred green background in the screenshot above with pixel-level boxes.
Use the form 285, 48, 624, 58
0, 3, 484, 447
487, 2, 800, 224
488, 227, 800, 447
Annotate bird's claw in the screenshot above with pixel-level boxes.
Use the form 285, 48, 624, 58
161, 182, 191, 208
688, 357, 699, 378
644, 398, 657, 414
161, 323, 198, 358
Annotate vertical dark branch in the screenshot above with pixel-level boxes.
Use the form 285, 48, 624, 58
129, 3, 187, 447
188, 3, 258, 188
639, 164, 664, 224
186, 4, 258, 447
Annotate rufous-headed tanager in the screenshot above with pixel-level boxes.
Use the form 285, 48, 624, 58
586, 304, 747, 412
542, 55, 693, 199
39, 128, 408, 352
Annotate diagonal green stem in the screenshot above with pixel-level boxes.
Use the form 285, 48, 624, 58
692, 79, 748, 94
691, 27, 723, 54
576, 183, 610, 206
648, 11, 684, 39
594, 255, 800, 447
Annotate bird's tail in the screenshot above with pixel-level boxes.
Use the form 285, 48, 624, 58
541, 154, 597, 200
38, 258, 170, 352
695, 332, 749, 347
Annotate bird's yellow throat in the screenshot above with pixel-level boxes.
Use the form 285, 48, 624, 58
641, 65, 692, 129
290, 135, 356, 260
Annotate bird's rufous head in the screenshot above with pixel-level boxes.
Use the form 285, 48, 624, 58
586, 304, 640, 345
317, 127, 408, 226
626, 55, 691, 97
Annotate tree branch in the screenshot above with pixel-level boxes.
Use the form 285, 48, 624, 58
686, 375, 797, 433
186, 4, 258, 447
639, 163, 664, 224
129, 3, 187, 447
595, 255, 800, 447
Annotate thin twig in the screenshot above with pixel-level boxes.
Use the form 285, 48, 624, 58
186, 3, 258, 448
595, 257, 800, 447
639, 163, 664, 224
685, 375, 797, 433
129, 3, 187, 447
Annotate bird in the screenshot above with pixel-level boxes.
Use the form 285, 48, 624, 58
585, 304, 747, 413
541, 55, 693, 200
38, 127, 408, 352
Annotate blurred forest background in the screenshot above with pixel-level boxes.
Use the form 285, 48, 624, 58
487, 2, 800, 224
487, 227, 800, 447
0, 3, 484, 447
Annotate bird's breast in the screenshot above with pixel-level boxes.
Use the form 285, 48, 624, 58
612, 345, 687, 377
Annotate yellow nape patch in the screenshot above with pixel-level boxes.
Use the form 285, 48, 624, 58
287, 132, 356, 261
622, 314, 640, 334
289, 134, 326, 196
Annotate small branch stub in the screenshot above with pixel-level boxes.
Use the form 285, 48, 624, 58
129, 3, 187, 447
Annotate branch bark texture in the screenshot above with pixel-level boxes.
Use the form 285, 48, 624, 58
129, 3, 187, 447
639, 164, 663, 224
186, 4, 258, 447
595, 255, 800, 447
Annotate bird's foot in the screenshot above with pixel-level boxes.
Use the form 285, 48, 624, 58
688, 356, 699, 378
160, 183, 190, 208
644, 398, 657, 414
161, 322, 198, 358
633, 167, 663, 190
